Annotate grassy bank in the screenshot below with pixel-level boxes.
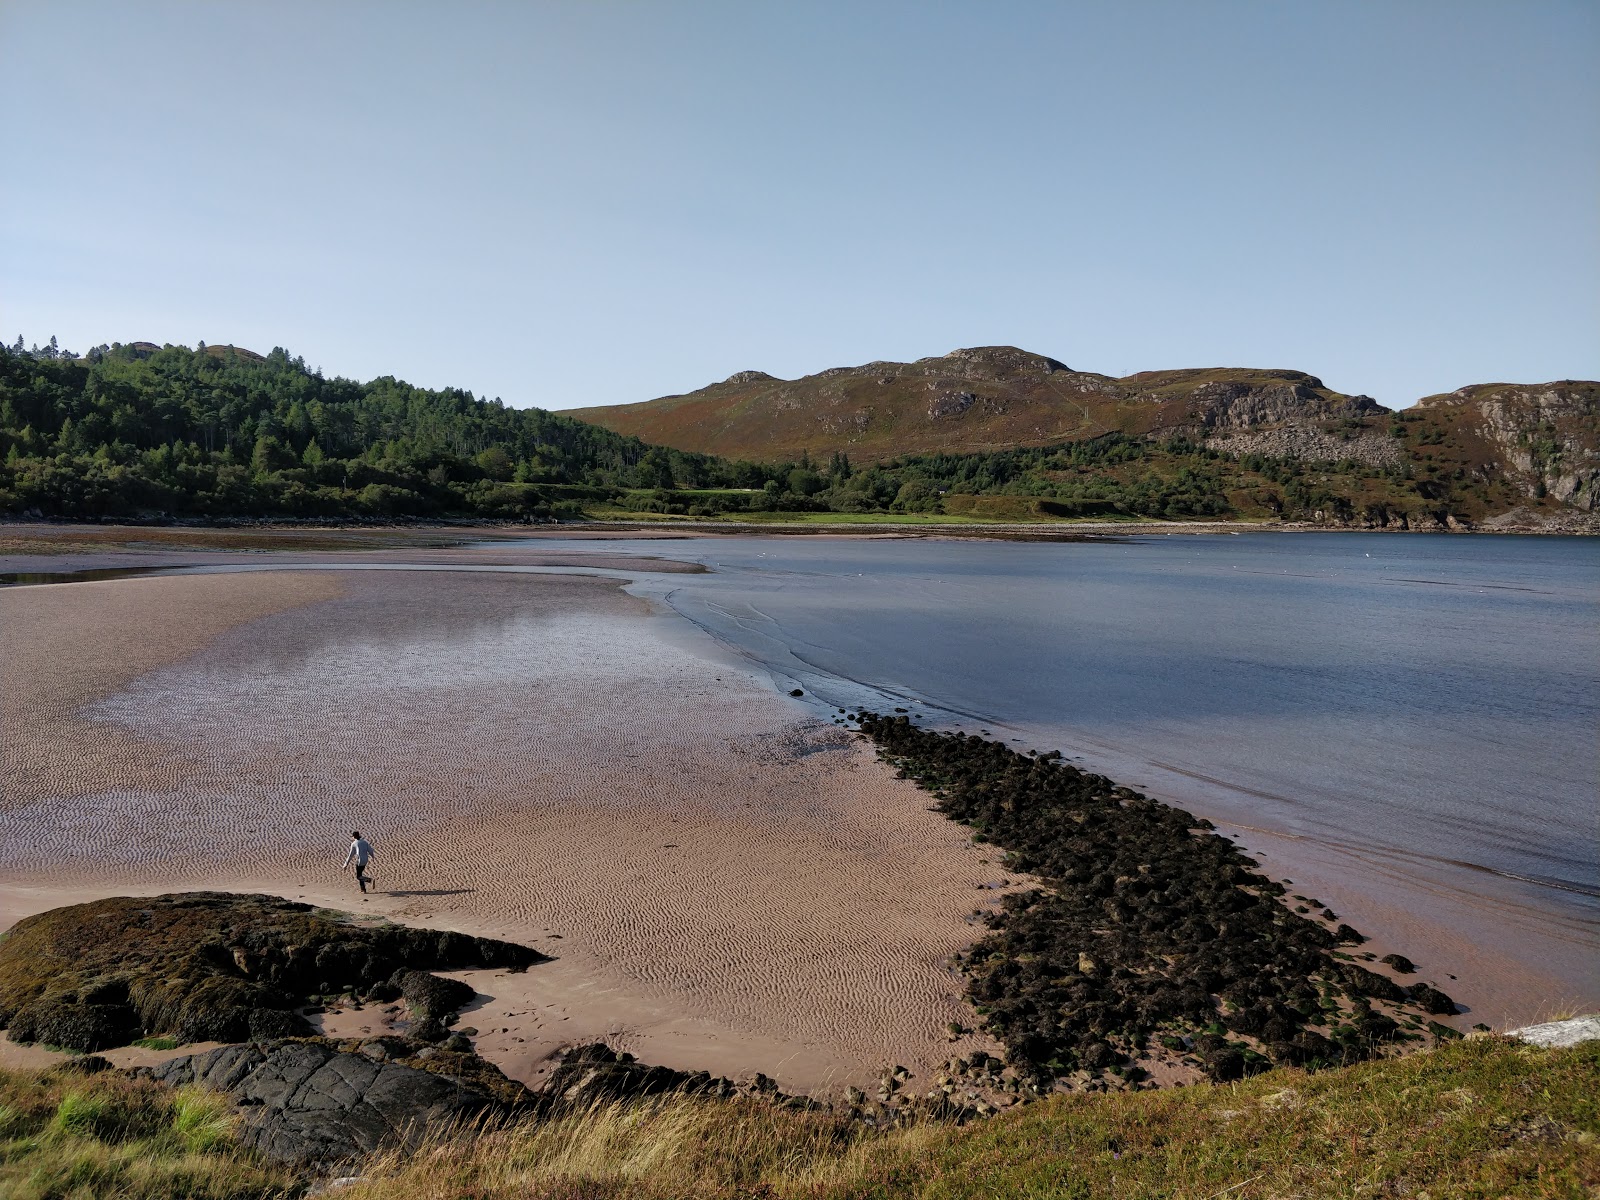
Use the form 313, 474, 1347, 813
0, 1065, 294, 1199
2, 1039, 1594, 1199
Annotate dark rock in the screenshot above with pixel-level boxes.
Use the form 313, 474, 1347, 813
389, 970, 475, 1019
1380, 953, 1416, 974
8, 999, 139, 1052
1407, 983, 1458, 1016
0, 893, 546, 1054
540, 1043, 728, 1110
1202, 1047, 1246, 1081
409, 1018, 449, 1044
854, 713, 1459, 1083
144, 1038, 523, 1165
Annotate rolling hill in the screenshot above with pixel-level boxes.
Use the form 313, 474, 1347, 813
564, 347, 1599, 516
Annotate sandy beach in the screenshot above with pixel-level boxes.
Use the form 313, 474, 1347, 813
0, 555, 1021, 1094
3, 526, 1590, 1094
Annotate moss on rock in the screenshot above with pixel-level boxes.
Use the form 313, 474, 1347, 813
856, 714, 1457, 1084
0, 892, 546, 1052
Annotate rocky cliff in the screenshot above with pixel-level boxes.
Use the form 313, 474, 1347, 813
1414, 381, 1599, 510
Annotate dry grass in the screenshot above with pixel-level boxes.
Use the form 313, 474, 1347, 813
0, 1038, 1593, 1199
339, 1037, 1598, 1199
0, 1066, 294, 1200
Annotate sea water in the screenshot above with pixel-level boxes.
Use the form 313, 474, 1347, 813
509, 530, 1600, 1011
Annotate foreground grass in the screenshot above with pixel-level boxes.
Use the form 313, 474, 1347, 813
1, 1039, 1593, 1199
0, 1067, 293, 1200
347, 1038, 1598, 1199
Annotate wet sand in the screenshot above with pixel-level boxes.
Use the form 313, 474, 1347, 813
0, 565, 1018, 1094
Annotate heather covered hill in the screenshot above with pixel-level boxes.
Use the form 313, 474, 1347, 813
563, 347, 1599, 518
562, 346, 1392, 463
1410, 380, 1599, 511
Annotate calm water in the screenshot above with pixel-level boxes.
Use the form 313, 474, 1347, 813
513, 532, 1600, 955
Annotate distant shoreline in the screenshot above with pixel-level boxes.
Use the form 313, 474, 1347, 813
2, 512, 1596, 543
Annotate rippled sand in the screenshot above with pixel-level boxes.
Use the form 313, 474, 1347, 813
0, 567, 1016, 1093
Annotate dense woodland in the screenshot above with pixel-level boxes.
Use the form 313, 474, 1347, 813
0, 341, 789, 520
2, 339, 1479, 524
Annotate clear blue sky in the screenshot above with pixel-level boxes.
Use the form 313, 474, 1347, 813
3, 1, 1595, 411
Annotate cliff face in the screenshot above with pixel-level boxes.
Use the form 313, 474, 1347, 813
564, 348, 1395, 464
1415, 382, 1599, 509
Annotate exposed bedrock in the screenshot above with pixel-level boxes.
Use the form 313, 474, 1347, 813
145, 1038, 516, 1165
0, 893, 547, 1052
141, 1038, 762, 1165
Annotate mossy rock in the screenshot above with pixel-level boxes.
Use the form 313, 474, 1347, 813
0, 893, 546, 1053
855, 714, 1458, 1084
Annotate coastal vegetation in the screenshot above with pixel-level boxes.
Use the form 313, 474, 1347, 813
854, 714, 1459, 1084
0, 340, 790, 521
4, 340, 1591, 527
1, 1038, 1594, 1198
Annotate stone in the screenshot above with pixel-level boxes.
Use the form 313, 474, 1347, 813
0, 893, 543, 1054
144, 1038, 527, 1165
1505, 1015, 1600, 1049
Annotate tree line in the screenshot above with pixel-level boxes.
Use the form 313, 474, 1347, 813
1, 339, 1456, 524
0, 342, 794, 520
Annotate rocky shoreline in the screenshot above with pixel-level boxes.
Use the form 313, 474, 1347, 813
853, 713, 1464, 1088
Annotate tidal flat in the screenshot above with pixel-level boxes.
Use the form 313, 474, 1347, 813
0, 551, 1015, 1095
0, 526, 1594, 1098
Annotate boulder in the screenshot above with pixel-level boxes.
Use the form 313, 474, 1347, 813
0, 893, 545, 1054
1504, 1015, 1600, 1049
144, 1039, 524, 1165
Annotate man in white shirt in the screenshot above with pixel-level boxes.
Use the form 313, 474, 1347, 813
343, 831, 375, 893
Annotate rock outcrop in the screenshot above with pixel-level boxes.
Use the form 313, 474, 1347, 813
140, 1038, 765, 1165
1505, 1015, 1600, 1049
145, 1038, 524, 1165
1415, 382, 1599, 509
0, 893, 546, 1053
855, 713, 1460, 1087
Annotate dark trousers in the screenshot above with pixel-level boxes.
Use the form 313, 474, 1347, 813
354, 862, 370, 892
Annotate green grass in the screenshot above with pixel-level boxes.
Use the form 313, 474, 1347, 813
0, 1068, 294, 1200
130, 1036, 179, 1051
0, 1038, 1592, 1199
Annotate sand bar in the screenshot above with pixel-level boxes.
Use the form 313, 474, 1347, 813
1, 563, 1019, 1094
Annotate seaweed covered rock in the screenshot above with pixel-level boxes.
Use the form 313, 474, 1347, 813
144, 1037, 527, 1164
390, 968, 477, 1019
539, 1043, 732, 1109
856, 714, 1457, 1084
0, 893, 546, 1053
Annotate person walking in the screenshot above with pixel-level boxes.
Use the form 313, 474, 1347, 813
343, 831, 375, 893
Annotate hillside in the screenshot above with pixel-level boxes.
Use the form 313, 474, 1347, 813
563, 346, 1391, 462
1410, 380, 1600, 513
0, 341, 790, 520
564, 347, 1599, 519
4, 340, 1593, 528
